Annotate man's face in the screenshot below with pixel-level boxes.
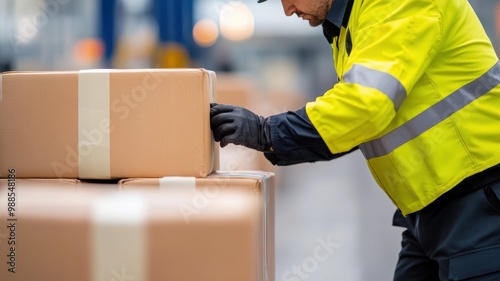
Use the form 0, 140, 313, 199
281, 0, 333, 27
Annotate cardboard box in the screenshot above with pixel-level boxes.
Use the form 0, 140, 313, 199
0, 69, 217, 179
0, 171, 274, 281
120, 171, 275, 281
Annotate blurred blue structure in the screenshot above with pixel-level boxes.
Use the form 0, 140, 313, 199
155, 0, 194, 46
99, 0, 117, 67
98, 0, 196, 67
154, 0, 196, 58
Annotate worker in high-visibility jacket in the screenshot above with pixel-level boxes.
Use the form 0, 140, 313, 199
210, 0, 500, 279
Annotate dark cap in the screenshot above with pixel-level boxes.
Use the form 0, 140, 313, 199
257, 0, 267, 2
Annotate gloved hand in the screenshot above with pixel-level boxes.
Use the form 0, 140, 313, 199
210, 103, 272, 151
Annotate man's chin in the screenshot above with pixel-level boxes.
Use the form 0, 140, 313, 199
307, 19, 323, 27
309, 22, 322, 27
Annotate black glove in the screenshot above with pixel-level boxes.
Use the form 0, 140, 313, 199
210, 103, 272, 151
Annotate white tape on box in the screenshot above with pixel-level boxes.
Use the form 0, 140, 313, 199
160, 177, 197, 192
207, 70, 216, 172
78, 70, 111, 179
208, 70, 215, 104
92, 193, 147, 281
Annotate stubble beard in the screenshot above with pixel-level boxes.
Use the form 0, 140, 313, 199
301, 0, 331, 27
307, 17, 324, 27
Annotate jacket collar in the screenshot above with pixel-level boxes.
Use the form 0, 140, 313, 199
322, 0, 354, 43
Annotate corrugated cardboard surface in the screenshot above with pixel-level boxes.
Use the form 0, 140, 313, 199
0, 178, 80, 188
119, 171, 276, 281
0, 178, 121, 189
0, 69, 217, 179
0, 181, 268, 281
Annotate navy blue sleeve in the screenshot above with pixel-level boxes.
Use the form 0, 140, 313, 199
264, 106, 358, 166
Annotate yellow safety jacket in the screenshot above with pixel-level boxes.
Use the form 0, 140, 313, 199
306, 0, 500, 215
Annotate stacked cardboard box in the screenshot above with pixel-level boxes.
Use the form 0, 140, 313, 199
0, 69, 216, 179
0, 69, 275, 281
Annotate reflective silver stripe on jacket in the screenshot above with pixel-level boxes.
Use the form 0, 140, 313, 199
360, 62, 500, 160
343, 64, 407, 111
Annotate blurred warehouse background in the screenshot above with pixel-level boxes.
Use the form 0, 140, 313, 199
1, 0, 499, 280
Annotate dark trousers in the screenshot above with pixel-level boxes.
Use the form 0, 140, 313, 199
393, 164, 500, 281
